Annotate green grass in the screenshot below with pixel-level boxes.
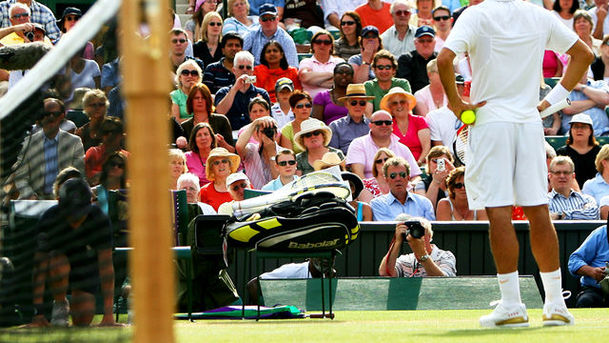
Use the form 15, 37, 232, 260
1, 309, 606, 342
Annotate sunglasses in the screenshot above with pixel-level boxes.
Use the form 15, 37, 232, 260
433, 15, 451, 21
453, 182, 465, 189
389, 100, 408, 107
11, 13, 29, 19
550, 170, 573, 176
394, 10, 410, 16
375, 157, 389, 164
389, 171, 407, 179
43, 111, 62, 117
237, 64, 253, 70
212, 159, 230, 166
65, 15, 79, 22
295, 102, 312, 109
110, 161, 125, 168
277, 160, 296, 166
261, 16, 276, 22
87, 102, 106, 108
341, 20, 355, 26
372, 120, 393, 126
431, 158, 445, 163
231, 182, 249, 191
172, 38, 187, 44
350, 100, 367, 107
209, 22, 222, 26
417, 38, 434, 43
313, 39, 332, 45
303, 130, 323, 138
180, 69, 199, 77
375, 65, 393, 70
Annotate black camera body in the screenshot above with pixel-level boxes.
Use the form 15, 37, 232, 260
25, 31, 35, 42
401, 220, 426, 241
262, 126, 276, 140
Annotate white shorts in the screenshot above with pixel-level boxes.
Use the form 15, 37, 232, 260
465, 121, 548, 210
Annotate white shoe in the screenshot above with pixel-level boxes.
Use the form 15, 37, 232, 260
50, 299, 70, 327
480, 301, 529, 328
542, 302, 574, 326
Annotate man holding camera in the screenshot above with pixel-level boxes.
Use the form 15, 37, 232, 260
235, 115, 280, 189
215, 51, 271, 130
379, 215, 456, 277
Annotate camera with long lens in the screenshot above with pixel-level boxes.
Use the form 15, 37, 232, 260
401, 220, 425, 241
262, 126, 276, 140
25, 31, 35, 41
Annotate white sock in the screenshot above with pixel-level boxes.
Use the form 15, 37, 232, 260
498, 271, 521, 306
540, 268, 565, 305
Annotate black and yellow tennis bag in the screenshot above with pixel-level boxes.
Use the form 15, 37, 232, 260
223, 192, 359, 252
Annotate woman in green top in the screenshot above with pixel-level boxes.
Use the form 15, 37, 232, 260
171, 60, 203, 123
280, 90, 313, 154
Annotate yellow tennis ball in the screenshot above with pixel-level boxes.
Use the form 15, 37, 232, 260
461, 110, 476, 125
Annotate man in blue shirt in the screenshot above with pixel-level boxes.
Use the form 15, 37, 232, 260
215, 51, 271, 130
243, 3, 298, 67
568, 224, 609, 307
328, 83, 372, 154
370, 157, 435, 221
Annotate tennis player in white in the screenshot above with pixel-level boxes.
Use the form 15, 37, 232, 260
437, 0, 594, 328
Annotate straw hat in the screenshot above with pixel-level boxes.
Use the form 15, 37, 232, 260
205, 147, 240, 181
338, 84, 375, 103
380, 87, 417, 112
313, 151, 345, 171
293, 118, 332, 151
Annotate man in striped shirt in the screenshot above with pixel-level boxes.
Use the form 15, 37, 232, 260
548, 156, 599, 220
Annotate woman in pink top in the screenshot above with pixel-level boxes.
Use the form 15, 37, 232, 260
185, 123, 217, 187
380, 87, 430, 165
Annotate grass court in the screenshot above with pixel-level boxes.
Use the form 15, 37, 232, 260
0, 309, 606, 342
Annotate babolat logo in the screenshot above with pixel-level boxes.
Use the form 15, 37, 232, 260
288, 239, 340, 249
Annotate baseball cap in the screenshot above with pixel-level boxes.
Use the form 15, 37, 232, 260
361, 26, 380, 38
226, 172, 250, 186
569, 113, 593, 126
275, 77, 294, 93
259, 3, 278, 16
415, 25, 435, 38
58, 178, 94, 219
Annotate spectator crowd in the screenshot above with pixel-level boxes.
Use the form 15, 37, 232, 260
2, 0, 609, 324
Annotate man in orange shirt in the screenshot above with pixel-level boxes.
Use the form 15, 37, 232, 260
354, 0, 393, 34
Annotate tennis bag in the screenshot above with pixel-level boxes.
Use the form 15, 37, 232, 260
223, 192, 359, 252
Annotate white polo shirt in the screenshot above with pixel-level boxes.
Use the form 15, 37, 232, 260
443, 0, 578, 126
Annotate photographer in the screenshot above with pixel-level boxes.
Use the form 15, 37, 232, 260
378, 215, 456, 277
235, 113, 280, 189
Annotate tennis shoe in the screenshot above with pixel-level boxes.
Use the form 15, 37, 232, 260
50, 299, 70, 327
479, 301, 529, 328
542, 302, 574, 326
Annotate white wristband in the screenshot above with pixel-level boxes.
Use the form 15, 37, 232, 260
543, 83, 570, 106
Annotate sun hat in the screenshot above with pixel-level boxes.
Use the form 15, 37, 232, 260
341, 171, 364, 199
569, 113, 593, 126
313, 151, 345, 171
293, 118, 332, 151
380, 87, 417, 112
338, 84, 375, 103
205, 147, 241, 181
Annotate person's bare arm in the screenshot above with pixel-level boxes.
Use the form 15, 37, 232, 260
406, 236, 446, 276
350, 163, 365, 179
436, 198, 452, 220
575, 83, 609, 106
215, 75, 249, 114
299, 68, 334, 87
417, 128, 431, 165
576, 265, 607, 282
437, 48, 486, 117
311, 103, 324, 121
539, 40, 595, 112
562, 99, 597, 115
378, 224, 405, 277
97, 248, 117, 325
593, 6, 608, 40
